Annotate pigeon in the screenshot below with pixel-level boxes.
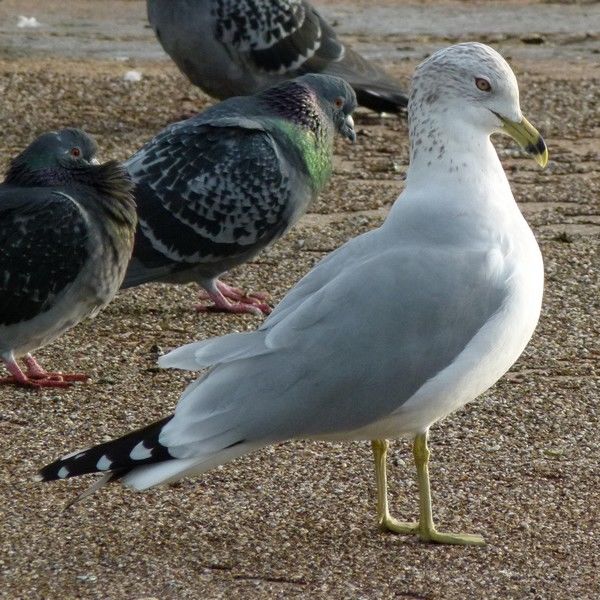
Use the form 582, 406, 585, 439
121, 73, 357, 315
147, 0, 408, 114
39, 43, 548, 544
0, 129, 137, 388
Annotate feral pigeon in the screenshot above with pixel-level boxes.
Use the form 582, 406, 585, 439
122, 73, 357, 315
39, 43, 549, 545
147, 0, 407, 114
0, 129, 137, 388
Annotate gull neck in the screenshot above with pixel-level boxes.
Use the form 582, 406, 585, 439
406, 111, 509, 198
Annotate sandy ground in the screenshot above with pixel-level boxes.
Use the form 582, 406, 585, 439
0, 1, 599, 599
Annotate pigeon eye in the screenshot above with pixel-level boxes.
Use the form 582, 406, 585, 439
70, 147, 82, 158
333, 97, 344, 109
475, 78, 491, 92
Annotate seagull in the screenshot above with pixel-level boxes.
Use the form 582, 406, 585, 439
121, 74, 357, 315
39, 43, 548, 544
146, 0, 408, 114
0, 129, 137, 388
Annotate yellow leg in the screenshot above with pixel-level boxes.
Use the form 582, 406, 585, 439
371, 439, 418, 534
371, 434, 485, 546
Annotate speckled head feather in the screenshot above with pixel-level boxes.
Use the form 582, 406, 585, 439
410, 42, 519, 114
407, 43, 523, 164
259, 73, 357, 138
260, 80, 322, 133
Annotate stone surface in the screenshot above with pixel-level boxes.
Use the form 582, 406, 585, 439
0, 1, 598, 599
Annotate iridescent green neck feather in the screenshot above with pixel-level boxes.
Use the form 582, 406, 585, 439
260, 81, 334, 190
275, 120, 333, 191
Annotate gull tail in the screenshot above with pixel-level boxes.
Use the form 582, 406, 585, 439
37, 416, 175, 485
37, 415, 256, 502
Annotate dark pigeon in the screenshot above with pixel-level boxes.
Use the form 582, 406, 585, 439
0, 129, 137, 388
147, 0, 407, 114
121, 73, 357, 315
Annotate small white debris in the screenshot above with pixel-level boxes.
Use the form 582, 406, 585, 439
123, 70, 142, 82
57, 466, 69, 479
17, 16, 41, 28
485, 444, 501, 452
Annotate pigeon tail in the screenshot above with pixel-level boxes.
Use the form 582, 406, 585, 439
354, 86, 408, 115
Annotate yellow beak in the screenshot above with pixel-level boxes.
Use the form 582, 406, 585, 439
498, 114, 548, 168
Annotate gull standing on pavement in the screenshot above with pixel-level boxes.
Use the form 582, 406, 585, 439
40, 43, 547, 545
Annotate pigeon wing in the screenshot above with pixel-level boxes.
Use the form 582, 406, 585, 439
212, 0, 406, 112
213, 0, 337, 74
299, 9, 408, 112
0, 189, 90, 326
125, 122, 295, 274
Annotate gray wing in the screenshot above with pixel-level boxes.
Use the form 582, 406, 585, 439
41, 237, 509, 485
122, 120, 296, 287
257, 244, 507, 435
262, 227, 379, 329
0, 188, 89, 326
162, 240, 508, 450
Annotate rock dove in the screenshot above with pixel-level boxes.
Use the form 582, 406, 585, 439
39, 43, 548, 544
121, 73, 357, 315
147, 0, 407, 114
0, 129, 137, 388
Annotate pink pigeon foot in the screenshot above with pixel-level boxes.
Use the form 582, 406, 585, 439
195, 279, 272, 315
0, 355, 89, 388
23, 355, 89, 383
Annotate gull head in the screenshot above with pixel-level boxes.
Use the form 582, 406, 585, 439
409, 42, 548, 167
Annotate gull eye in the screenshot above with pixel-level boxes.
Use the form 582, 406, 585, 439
475, 78, 492, 92
70, 147, 82, 158
333, 97, 344, 109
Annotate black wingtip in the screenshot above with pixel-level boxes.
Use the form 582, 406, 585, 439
38, 415, 175, 482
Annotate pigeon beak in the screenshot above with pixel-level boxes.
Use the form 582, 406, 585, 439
89, 158, 101, 166
341, 114, 356, 143
495, 113, 548, 168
